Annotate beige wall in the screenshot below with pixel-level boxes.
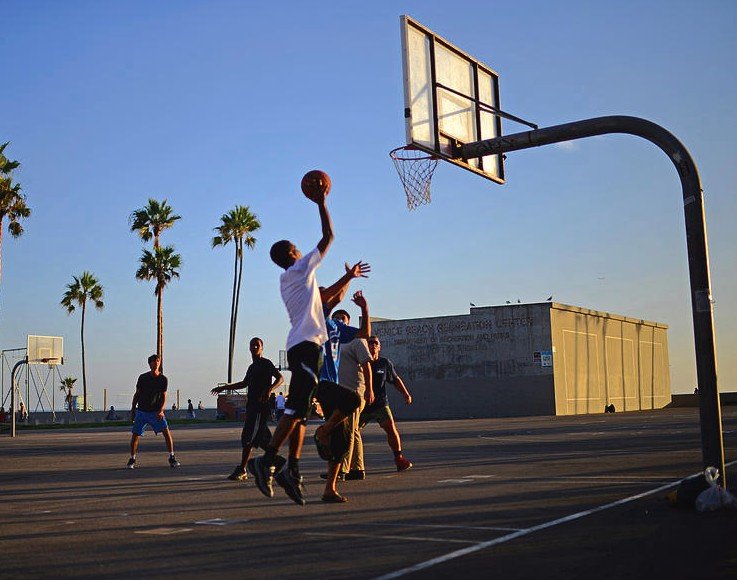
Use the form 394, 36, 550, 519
550, 304, 671, 415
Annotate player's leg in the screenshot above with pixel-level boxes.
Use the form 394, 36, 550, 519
378, 406, 412, 471
161, 427, 180, 467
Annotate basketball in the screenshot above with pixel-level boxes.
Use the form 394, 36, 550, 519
301, 170, 331, 202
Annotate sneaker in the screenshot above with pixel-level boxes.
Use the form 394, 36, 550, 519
275, 468, 306, 506
169, 455, 181, 468
248, 456, 275, 498
395, 456, 412, 472
126, 458, 136, 469
227, 466, 248, 481
344, 469, 366, 481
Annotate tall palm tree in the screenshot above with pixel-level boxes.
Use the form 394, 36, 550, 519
135, 245, 181, 365
60, 376, 77, 411
61, 272, 104, 412
129, 198, 181, 249
212, 205, 261, 382
0, 142, 31, 285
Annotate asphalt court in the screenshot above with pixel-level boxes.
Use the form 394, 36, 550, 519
1, 407, 736, 578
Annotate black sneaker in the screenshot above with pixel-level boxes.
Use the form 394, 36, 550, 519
344, 469, 366, 481
126, 458, 136, 469
320, 472, 346, 481
227, 466, 248, 481
275, 467, 306, 506
169, 455, 181, 468
248, 456, 275, 498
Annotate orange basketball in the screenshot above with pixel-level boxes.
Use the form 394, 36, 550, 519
301, 170, 332, 202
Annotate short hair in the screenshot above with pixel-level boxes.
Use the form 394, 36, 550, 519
368, 335, 379, 342
250, 337, 263, 347
332, 309, 350, 322
148, 354, 159, 364
270, 240, 293, 269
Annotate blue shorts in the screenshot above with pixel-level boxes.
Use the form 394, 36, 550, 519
132, 410, 169, 436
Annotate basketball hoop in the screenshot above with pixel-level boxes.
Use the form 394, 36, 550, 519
389, 146, 440, 210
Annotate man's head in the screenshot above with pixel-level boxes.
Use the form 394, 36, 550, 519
147, 354, 161, 373
368, 335, 381, 360
331, 309, 350, 325
249, 337, 264, 358
270, 240, 301, 269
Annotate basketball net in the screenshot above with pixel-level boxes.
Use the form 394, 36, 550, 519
389, 146, 439, 210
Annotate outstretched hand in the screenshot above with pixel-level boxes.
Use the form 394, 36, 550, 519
351, 290, 367, 309
345, 261, 371, 279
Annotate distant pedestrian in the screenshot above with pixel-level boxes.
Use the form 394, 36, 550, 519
198, 400, 205, 411
127, 354, 180, 469
187, 399, 195, 419
274, 392, 286, 421
106, 406, 120, 421
211, 337, 284, 481
19, 401, 28, 422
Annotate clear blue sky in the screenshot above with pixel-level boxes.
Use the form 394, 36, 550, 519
2, 0, 736, 410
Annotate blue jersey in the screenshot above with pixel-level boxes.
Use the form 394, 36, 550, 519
320, 317, 359, 383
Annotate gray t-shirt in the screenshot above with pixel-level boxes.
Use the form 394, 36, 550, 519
337, 338, 372, 396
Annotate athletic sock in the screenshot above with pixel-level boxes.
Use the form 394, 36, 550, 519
264, 446, 278, 466
288, 457, 300, 477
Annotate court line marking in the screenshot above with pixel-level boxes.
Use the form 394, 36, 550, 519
306, 532, 477, 545
364, 522, 522, 533
376, 460, 737, 579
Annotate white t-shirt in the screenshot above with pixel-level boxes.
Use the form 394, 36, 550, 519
280, 247, 328, 350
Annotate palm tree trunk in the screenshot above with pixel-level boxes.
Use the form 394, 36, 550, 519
227, 243, 239, 383
157, 283, 164, 370
232, 238, 245, 375
0, 219, 4, 285
81, 300, 87, 412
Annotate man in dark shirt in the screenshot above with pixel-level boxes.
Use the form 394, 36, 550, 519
128, 354, 180, 469
359, 336, 413, 471
211, 337, 284, 481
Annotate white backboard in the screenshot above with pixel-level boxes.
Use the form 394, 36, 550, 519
401, 15, 504, 183
27, 335, 63, 365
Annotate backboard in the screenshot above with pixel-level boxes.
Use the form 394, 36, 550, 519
400, 15, 504, 183
27, 335, 63, 365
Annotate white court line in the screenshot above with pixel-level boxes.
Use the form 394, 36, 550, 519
306, 532, 477, 545
365, 523, 522, 533
376, 459, 737, 579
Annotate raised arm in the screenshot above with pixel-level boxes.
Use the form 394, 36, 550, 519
315, 196, 334, 257
351, 290, 371, 339
320, 261, 371, 312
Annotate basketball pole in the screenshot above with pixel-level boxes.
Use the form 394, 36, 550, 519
459, 115, 725, 486
10, 358, 28, 438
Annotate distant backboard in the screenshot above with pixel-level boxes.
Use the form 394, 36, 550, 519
400, 15, 504, 183
27, 335, 63, 365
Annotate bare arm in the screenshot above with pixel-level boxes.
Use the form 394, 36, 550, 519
352, 291, 371, 339
130, 390, 139, 422
362, 362, 374, 406
262, 370, 285, 403
320, 261, 371, 312
315, 196, 334, 257
393, 374, 412, 405
158, 391, 167, 419
211, 379, 246, 396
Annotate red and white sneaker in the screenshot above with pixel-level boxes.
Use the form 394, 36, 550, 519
395, 455, 413, 472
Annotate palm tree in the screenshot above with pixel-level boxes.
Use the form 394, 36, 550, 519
135, 245, 181, 365
61, 272, 104, 412
212, 205, 261, 382
129, 198, 181, 249
0, 142, 31, 285
60, 376, 77, 411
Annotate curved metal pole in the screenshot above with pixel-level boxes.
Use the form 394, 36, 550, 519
461, 116, 724, 485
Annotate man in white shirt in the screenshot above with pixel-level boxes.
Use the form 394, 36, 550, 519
248, 185, 334, 506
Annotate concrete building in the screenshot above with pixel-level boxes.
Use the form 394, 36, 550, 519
371, 302, 671, 419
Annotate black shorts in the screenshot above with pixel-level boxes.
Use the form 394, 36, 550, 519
285, 341, 323, 421
316, 381, 361, 462
240, 403, 272, 449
